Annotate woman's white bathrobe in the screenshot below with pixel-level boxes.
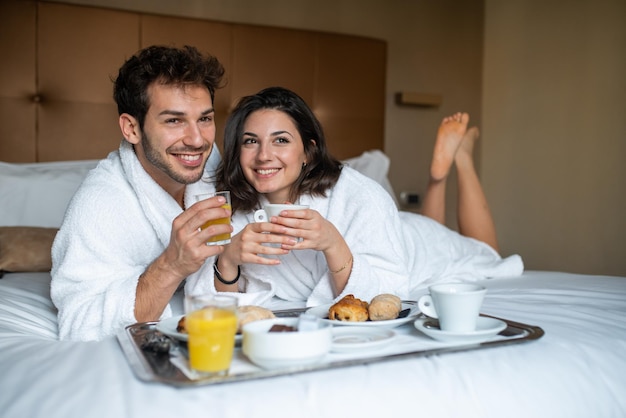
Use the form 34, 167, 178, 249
51, 141, 220, 341
188, 167, 524, 310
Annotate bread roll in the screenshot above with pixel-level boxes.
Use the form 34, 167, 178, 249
368, 293, 402, 321
177, 305, 276, 334
328, 294, 369, 322
237, 305, 276, 331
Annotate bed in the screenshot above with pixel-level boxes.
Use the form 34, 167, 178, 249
1, 156, 626, 418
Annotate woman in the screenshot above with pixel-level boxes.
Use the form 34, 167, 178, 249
209, 87, 522, 307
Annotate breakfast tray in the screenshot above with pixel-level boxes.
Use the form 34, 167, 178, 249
117, 308, 544, 387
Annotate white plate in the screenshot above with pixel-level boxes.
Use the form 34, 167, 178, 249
156, 315, 242, 342
306, 303, 420, 328
156, 315, 188, 341
413, 316, 507, 344
331, 327, 396, 353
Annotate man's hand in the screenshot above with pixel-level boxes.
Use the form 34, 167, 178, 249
134, 194, 232, 322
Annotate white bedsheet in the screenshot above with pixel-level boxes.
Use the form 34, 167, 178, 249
1, 271, 625, 418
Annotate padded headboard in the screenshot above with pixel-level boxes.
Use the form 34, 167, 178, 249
0, 1, 386, 163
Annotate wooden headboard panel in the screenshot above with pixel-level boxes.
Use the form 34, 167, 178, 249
0, 1, 386, 163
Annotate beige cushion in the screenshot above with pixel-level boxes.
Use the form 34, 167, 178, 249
0, 227, 58, 275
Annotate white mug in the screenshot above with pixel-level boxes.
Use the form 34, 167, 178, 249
418, 283, 486, 333
253, 204, 309, 222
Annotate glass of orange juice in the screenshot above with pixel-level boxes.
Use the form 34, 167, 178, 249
184, 294, 238, 378
195, 191, 232, 245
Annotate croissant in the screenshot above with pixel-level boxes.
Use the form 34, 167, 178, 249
328, 294, 369, 322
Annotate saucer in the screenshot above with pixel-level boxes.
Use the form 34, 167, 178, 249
413, 317, 507, 344
331, 327, 396, 353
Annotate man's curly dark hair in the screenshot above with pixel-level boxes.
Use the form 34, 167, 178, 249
113, 45, 225, 129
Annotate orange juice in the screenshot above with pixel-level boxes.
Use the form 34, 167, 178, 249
200, 203, 232, 244
186, 307, 237, 374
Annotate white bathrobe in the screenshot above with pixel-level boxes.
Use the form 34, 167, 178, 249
186, 167, 524, 309
51, 141, 220, 341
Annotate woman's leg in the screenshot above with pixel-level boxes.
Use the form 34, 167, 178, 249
421, 113, 499, 252
420, 112, 468, 225
454, 126, 499, 251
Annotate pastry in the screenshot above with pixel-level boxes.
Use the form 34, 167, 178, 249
237, 305, 276, 332
176, 316, 186, 332
328, 294, 369, 322
368, 293, 402, 321
175, 305, 275, 333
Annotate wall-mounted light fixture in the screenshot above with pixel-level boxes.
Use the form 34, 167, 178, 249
395, 92, 442, 108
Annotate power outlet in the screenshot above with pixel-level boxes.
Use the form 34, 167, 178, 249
400, 191, 420, 206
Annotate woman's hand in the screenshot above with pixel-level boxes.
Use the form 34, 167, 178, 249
269, 207, 341, 252
218, 207, 352, 296
218, 220, 296, 268
271, 208, 352, 295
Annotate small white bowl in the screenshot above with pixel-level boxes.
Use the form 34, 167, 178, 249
242, 317, 332, 370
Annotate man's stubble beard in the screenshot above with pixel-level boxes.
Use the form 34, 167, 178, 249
141, 132, 209, 185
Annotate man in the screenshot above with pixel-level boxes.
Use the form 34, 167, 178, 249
51, 45, 231, 341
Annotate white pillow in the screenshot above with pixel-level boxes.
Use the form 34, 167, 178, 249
0, 160, 99, 228
342, 150, 398, 206
0, 151, 392, 228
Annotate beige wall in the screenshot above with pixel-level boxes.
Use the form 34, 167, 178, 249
483, 0, 626, 276
44, 0, 626, 276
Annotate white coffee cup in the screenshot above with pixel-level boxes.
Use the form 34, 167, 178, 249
418, 283, 487, 333
253, 204, 309, 222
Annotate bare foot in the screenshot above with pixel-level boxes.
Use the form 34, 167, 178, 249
430, 112, 469, 180
455, 126, 479, 168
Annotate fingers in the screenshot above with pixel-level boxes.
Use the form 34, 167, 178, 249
173, 196, 230, 237
166, 196, 234, 275
163, 226, 224, 279
187, 196, 232, 236
264, 214, 332, 251
195, 222, 233, 245
228, 226, 286, 266
253, 221, 303, 250
266, 208, 312, 230
243, 223, 296, 248
248, 208, 330, 252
